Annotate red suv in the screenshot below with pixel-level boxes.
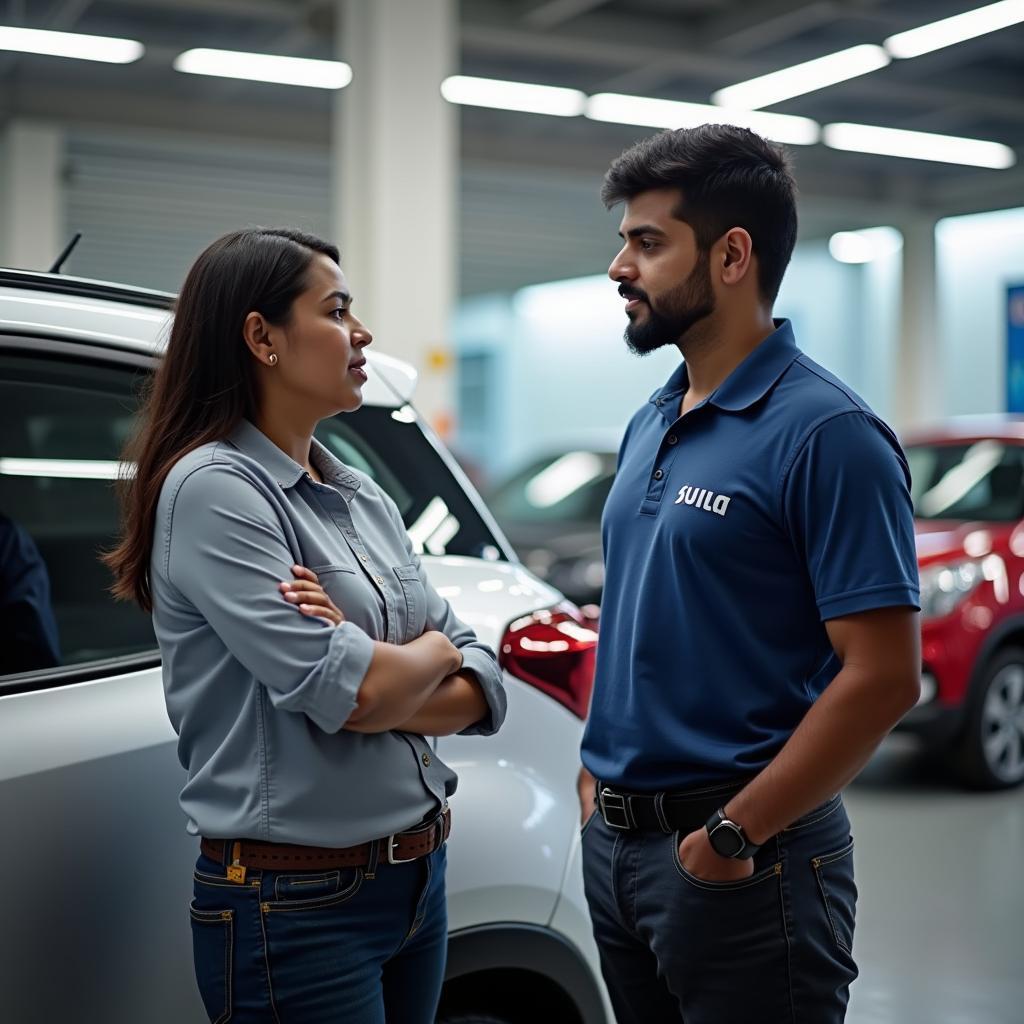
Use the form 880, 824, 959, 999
902, 418, 1024, 789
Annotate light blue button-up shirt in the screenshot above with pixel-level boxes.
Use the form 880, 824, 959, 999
151, 419, 506, 847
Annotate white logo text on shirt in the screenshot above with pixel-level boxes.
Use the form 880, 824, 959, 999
675, 485, 731, 517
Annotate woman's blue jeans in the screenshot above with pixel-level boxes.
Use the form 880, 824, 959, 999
189, 843, 447, 1023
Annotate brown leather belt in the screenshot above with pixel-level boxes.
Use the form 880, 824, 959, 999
201, 806, 451, 872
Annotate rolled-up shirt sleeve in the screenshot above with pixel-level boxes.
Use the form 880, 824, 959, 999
384, 495, 507, 737
157, 461, 375, 732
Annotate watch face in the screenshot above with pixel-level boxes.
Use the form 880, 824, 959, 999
710, 821, 745, 858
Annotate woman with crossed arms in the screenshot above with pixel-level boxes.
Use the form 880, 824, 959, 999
106, 227, 506, 1023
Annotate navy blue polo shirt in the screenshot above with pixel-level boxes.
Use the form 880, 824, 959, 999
581, 320, 920, 792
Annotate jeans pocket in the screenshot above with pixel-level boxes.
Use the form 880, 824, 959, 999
263, 867, 363, 914
812, 839, 857, 955
580, 809, 599, 839
189, 901, 233, 1024
671, 831, 782, 892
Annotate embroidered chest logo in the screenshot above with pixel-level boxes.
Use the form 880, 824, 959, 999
675, 485, 732, 517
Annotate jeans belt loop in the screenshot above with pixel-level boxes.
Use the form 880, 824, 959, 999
654, 791, 672, 834
365, 838, 380, 880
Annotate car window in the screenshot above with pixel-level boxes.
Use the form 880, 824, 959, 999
487, 451, 617, 524
0, 352, 155, 677
907, 441, 1024, 522
313, 407, 500, 558
0, 346, 502, 683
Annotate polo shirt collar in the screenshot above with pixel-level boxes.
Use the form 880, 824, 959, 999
226, 419, 361, 496
650, 319, 800, 418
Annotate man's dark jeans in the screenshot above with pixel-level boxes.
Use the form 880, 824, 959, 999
189, 844, 447, 1023
582, 788, 858, 1024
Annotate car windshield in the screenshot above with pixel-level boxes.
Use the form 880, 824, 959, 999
906, 441, 1024, 522
313, 406, 501, 559
487, 451, 617, 524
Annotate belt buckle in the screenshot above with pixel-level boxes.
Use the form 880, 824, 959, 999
598, 787, 634, 831
386, 833, 417, 865
387, 803, 447, 865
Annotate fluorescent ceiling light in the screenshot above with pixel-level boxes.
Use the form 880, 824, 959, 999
441, 75, 586, 117
712, 44, 890, 110
173, 49, 352, 89
824, 122, 1016, 169
0, 25, 143, 63
587, 93, 820, 146
828, 227, 903, 264
885, 0, 1024, 59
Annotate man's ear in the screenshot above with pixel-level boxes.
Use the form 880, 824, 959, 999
720, 227, 755, 287
242, 311, 276, 366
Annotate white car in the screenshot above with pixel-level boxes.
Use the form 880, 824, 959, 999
0, 268, 611, 1024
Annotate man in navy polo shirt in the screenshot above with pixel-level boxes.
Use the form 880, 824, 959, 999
578, 125, 921, 1023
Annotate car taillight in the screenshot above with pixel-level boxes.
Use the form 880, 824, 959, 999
499, 604, 598, 719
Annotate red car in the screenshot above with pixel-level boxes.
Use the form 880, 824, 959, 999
901, 417, 1024, 789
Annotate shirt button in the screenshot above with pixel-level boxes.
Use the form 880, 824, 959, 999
667, 434, 678, 445
375, 575, 385, 585
360, 554, 368, 562
422, 753, 432, 767
653, 469, 664, 480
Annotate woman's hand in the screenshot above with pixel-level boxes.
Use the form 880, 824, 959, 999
279, 565, 345, 626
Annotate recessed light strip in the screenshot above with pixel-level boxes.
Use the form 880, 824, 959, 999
440, 75, 586, 117
823, 122, 1016, 170
885, 0, 1024, 59
712, 44, 890, 111
586, 93, 821, 146
173, 48, 352, 89
0, 25, 143, 63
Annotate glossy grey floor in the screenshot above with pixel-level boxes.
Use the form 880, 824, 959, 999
844, 736, 1024, 1024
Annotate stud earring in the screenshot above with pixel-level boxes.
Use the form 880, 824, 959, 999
268, 353, 278, 366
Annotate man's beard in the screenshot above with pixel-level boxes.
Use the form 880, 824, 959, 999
621, 254, 715, 356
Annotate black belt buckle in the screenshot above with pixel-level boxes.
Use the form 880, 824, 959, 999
598, 786, 634, 830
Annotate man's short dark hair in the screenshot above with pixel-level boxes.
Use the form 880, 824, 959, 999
601, 124, 798, 304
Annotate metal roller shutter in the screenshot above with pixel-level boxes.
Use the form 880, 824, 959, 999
63, 129, 332, 292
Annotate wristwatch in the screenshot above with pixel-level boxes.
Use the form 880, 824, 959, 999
704, 808, 761, 860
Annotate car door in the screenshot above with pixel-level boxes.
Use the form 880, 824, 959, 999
0, 338, 206, 1024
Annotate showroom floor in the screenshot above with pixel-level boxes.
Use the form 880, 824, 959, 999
844, 737, 1023, 1024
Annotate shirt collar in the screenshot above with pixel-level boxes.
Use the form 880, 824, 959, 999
226, 419, 361, 496
650, 319, 800, 418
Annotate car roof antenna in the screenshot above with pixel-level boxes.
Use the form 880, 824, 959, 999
48, 233, 82, 274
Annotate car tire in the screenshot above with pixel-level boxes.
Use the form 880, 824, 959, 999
955, 646, 1024, 789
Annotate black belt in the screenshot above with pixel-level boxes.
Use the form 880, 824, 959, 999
596, 779, 750, 834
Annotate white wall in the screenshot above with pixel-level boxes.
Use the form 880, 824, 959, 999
936, 206, 1024, 418
455, 239, 902, 481
454, 277, 680, 479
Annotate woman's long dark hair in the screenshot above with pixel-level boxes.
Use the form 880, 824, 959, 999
103, 227, 340, 611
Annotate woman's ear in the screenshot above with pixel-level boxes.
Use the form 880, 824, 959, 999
242, 311, 277, 367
